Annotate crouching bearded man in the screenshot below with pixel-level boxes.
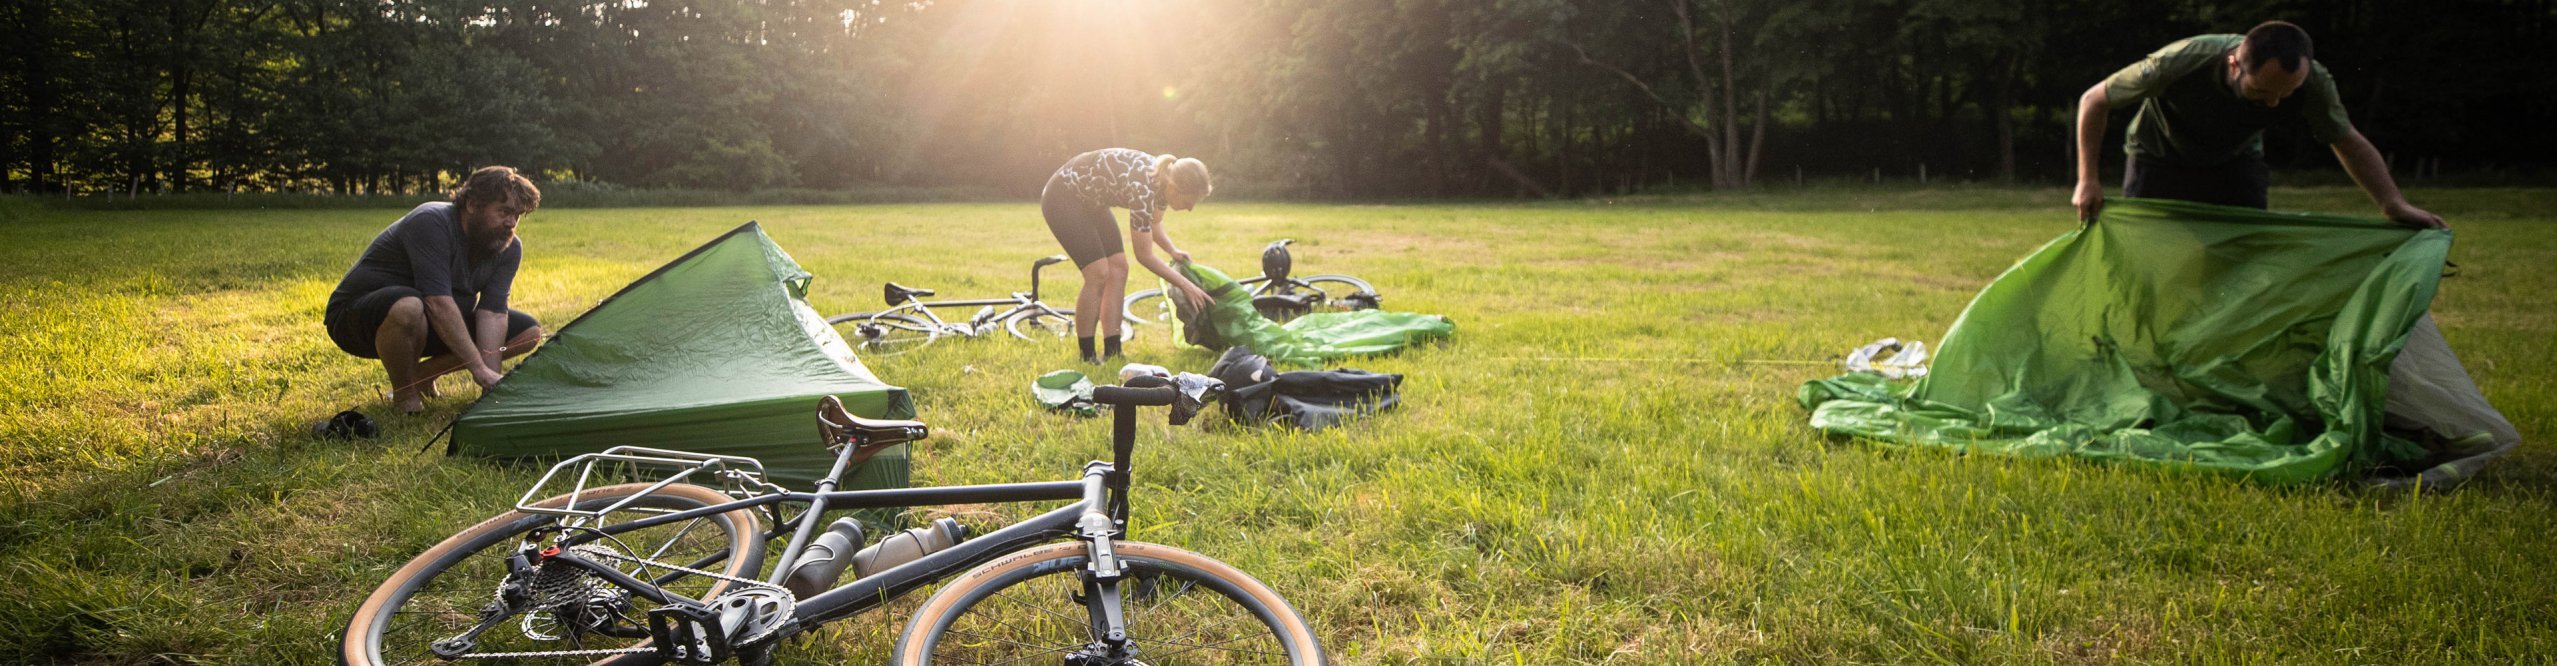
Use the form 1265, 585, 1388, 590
324, 166, 545, 413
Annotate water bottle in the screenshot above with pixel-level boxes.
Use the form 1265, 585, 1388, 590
852, 518, 970, 579
782, 518, 866, 599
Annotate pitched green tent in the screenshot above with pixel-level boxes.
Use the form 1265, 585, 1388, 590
452, 222, 914, 490
1799, 198, 2500, 486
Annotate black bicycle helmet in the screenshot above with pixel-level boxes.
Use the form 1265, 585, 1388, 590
1260, 239, 1295, 282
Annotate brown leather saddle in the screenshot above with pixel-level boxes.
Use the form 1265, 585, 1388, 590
815, 395, 927, 464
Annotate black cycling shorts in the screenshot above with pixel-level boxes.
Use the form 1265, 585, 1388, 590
325, 285, 539, 359
1041, 170, 1123, 270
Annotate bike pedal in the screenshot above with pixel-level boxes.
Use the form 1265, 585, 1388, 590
646, 602, 732, 665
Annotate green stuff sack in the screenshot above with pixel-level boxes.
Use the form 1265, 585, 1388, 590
1174, 262, 1292, 352
1798, 198, 2451, 485
1174, 262, 1453, 366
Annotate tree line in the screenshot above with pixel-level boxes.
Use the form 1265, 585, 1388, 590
5, 0, 2551, 199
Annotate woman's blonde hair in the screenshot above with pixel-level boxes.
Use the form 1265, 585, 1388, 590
1153, 154, 1213, 201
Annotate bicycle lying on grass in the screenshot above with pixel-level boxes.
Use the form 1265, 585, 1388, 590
826, 255, 1080, 357
1123, 239, 1379, 339
342, 376, 1322, 665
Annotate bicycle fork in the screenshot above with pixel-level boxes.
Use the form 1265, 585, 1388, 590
1071, 457, 1137, 662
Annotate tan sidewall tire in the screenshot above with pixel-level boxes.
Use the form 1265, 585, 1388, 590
893, 540, 1321, 665
340, 482, 762, 666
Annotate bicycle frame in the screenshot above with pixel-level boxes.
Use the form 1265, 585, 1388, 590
511, 384, 1158, 656
874, 255, 1071, 335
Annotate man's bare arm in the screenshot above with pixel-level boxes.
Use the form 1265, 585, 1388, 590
423, 295, 501, 385
2072, 82, 2111, 222
2331, 129, 2446, 229
472, 309, 510, 369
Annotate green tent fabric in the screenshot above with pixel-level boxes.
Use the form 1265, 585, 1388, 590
1798, 198, 2452, 485
1032, 369, 1098, 416
1174, 262, 1453, 366
452, 222, 915, 491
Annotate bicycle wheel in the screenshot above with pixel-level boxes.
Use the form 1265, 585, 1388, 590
829, 311, 939, 357
1120, 290, 1172, 341
342, 483, 766, 666
1004, 307, 1077, 341
1277, 275, 1378, 313
894, 541, 1322, 665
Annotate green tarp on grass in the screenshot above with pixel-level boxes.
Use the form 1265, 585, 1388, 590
1798, 198, 2452, 485
1175, 262, 1453, 366
452, 222, 915, 490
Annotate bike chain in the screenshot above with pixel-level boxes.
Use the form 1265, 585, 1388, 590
446, 546, 794, 660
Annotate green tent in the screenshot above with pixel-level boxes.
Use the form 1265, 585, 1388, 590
1174, 262, 1453, 366
452, 222, 915, 491
1799, 198, 2488, 485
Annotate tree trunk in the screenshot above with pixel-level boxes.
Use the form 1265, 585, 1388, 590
13, 0, 57, 192
1717, 11, 1740, 188
1665, 0, 1725, 188
1992, 54, 2018, 182
1424, 87, 1449, 197
1556, 99, 1573, 197
1477, 82, 1506, 195
1745, 90, 1767, 186
170, 65, 192, 191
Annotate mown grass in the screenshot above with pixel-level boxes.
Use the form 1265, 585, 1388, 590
2, 187, 2551, 664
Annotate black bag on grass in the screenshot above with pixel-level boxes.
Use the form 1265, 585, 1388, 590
1207, 346, 1402, 431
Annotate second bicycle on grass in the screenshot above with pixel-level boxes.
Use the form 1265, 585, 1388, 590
827, 255, 1080, 357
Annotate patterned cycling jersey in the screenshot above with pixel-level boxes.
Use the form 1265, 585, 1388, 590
1051, 148, 1165, 232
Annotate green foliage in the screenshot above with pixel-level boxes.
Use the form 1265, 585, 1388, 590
1, 189, 2552, 662
8, 1, 2553, 198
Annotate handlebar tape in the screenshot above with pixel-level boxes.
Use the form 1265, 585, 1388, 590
1093, 377, 1177, 407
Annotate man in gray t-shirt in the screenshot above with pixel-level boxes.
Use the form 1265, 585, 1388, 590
324, 167, 545, 413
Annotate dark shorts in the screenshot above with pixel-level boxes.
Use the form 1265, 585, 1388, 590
1041, 170, 1123, 270
325, 286, 539, 359
2123, 155, 2269, 210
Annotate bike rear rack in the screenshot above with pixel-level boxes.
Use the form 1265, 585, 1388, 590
514, 446, 773, 524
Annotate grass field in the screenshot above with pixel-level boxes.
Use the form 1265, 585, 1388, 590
3, 187, 2552, 664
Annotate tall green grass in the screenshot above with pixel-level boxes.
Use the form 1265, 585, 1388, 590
1, 188, 2549, 663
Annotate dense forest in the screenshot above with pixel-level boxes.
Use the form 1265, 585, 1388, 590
4, 0, 2552, 199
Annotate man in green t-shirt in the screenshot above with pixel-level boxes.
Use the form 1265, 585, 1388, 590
2071, 21, 2444, 229
2071, 22, 2519, 486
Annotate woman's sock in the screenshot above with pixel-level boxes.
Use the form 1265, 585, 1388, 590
1078, 335, 1098, 363
1103, 335, 1123, 360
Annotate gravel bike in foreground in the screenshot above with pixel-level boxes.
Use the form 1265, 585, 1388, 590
342, 377, 1321, 665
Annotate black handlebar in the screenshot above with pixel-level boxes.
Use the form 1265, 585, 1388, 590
1093, 376, 1177, 407
1097, 375, 1180, 523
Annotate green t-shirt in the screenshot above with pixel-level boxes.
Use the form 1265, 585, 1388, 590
2104, 34, 2353, 167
